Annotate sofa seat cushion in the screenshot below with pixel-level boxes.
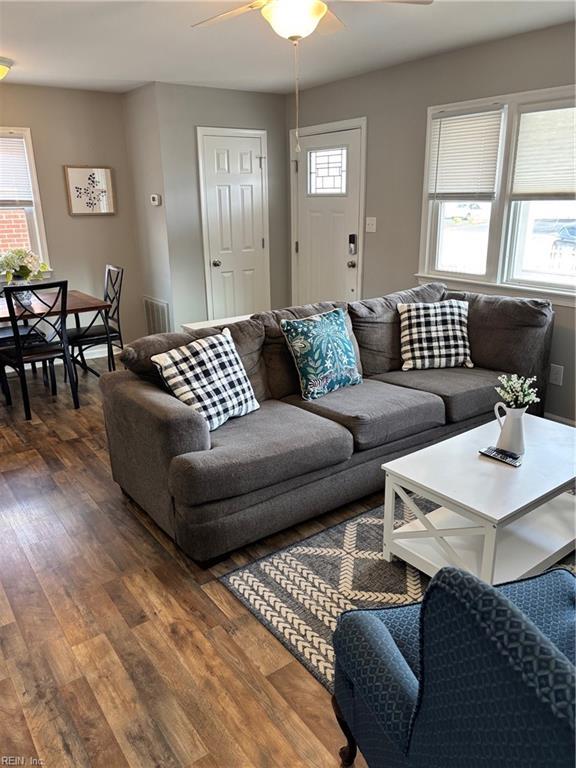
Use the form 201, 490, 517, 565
283, 380, 445, 451
373, 367, 505, 423
168, 400, 354, 505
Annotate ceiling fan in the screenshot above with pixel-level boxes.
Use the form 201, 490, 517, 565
191, 0, 432, 154
191, 0, 433, 42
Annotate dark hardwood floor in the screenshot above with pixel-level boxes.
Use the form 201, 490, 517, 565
0, 362, 374, 767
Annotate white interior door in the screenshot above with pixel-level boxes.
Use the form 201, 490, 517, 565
292, 125, 364, 305
199, 129, 271, 320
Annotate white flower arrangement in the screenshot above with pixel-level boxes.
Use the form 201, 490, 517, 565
0, 248, 48, 283
495, 374, 540, 409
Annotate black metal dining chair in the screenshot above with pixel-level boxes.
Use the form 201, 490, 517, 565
0, 287, 42, 377
67, 264, 124, 377
0, 281, 79, 420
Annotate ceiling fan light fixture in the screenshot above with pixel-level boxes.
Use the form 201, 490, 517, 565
0, 57, 13, 81
261, 0, 328, 41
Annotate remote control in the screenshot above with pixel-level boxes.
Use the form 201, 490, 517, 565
479, 446, 522, 467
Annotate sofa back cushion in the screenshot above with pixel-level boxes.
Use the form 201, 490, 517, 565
348, 283, 447, 375
445, 291, 554, 379
253, 302, 362, 400
119, 317, 270, 401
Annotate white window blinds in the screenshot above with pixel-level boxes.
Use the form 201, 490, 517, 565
512, 107, 575, 198
428, 109, 503, 199
0, 135, 33, 203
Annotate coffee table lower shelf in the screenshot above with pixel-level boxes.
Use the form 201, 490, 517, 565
385, 491, 575, 585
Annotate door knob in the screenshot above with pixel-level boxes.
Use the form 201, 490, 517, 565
212, 259, 222, 268
347, 260, 357, 269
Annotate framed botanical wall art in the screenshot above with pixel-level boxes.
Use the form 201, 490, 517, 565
64, 166, 115, 215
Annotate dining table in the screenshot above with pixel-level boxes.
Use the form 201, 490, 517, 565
0, 289, 111, 322
0, 288, 113, 381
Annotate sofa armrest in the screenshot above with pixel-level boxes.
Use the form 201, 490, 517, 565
100, 371, 210, 454
333, 611, 418, 755
99, 371, 210, 535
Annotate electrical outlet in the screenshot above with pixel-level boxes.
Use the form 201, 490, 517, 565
365, 217, 377, 233
549, 364, 564, 387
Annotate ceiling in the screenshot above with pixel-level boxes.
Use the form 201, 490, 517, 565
0, 1, 574, 94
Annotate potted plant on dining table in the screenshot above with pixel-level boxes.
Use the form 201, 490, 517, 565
0, 248, 49, 306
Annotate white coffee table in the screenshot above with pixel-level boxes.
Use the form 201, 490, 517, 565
381, 415, 576, 585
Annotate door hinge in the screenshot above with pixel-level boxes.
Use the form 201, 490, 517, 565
262, 237, 265, 249
295, 240, 299, 254
258, 156, 264, 170
294, 159, 299, 173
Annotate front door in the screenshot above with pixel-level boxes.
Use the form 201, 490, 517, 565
292, 126, 364, 305
199, 130, 271, 319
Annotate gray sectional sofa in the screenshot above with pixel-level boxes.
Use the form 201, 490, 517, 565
100, 283, 554, 561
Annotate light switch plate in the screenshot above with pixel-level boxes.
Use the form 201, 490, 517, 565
365, 217, 377, 233
549, 364, 564, 386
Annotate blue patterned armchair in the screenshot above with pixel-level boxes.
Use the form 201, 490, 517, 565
332, 566, 575, 768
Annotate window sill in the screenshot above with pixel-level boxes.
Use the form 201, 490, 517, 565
415, 273, 576, 308
0, 269, 54, 287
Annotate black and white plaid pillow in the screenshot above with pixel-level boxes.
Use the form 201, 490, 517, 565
397, 300, 473, 371
151, 328, 259, 431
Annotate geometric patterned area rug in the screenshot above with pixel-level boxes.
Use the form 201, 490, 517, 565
221, 493, 575, 692
221, 495, 435, 690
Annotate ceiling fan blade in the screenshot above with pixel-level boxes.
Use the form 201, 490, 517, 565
190, 1, 267, 30
318, 9, 346, 35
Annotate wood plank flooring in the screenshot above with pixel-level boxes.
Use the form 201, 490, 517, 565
0, 363, 374, 767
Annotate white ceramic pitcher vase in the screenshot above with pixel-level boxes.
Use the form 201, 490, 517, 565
494, 402, 527, 455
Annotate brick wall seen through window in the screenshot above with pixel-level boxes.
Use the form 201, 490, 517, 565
0, 208, 32, 251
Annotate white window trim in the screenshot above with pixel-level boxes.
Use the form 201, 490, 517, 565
0, 126, 51, 272
418, 85, 575, 304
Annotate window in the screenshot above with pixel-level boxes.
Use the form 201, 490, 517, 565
427, 109, 503, 276
436, 200, 492, 275
506, 107, 576, 289
420, 87, 575, 296
308, 147, 347, 195
0, 128, 49, 265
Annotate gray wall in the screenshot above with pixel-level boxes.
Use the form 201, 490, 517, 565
0, 84, 146, 341
1, 23, 573, 419
154, 82, 289, 331
123, 84, 172, 316
288, 23, 575, 420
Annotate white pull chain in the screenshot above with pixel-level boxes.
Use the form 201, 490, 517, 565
293, 40, 301, 154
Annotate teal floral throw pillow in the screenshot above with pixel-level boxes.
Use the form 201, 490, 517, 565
280, 309, 362, 400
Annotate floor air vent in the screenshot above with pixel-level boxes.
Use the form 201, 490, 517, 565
143, 296, 171, 334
